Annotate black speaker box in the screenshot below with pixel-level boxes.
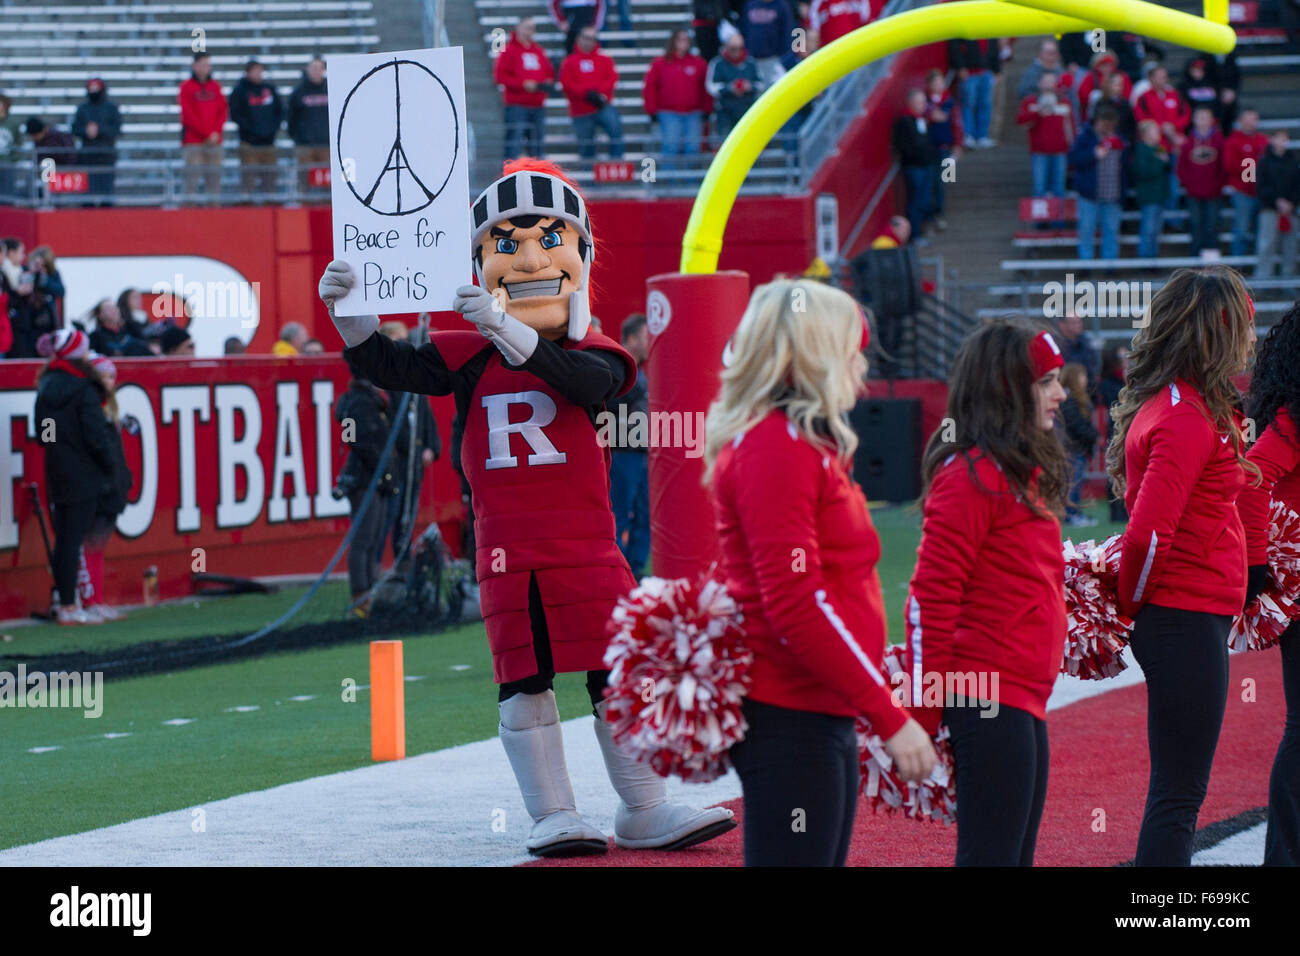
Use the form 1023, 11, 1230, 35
849, 398, 922, 503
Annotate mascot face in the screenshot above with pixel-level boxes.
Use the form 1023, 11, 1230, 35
478, 214, 585, 339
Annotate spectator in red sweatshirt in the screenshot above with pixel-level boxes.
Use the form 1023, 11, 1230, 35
494, 17, 555, 159
1017, 70, 1074, 201
1222, 107, 1267, 256
808, 0, 870, 48
1176, 106, 1227, 256
1134, 66, 1191, 150
1239, 301, 1300, 866
707, 279, 935, 866
1134, 66, 1191, 220
1108, 267, 1258, 866
560, 25, 623, 159
906, 322, 1069, 866
643, 29, 711, 172
179, 52, 227, 201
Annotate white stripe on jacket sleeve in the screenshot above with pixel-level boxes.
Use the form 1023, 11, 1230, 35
1132, 530, 1158, 602
907, 594, 923, 708
814, 589, 887, 687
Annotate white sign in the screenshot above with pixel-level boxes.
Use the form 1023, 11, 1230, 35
327, 47, 471, 316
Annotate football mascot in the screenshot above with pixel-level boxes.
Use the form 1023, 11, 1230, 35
318, 158, 735, 856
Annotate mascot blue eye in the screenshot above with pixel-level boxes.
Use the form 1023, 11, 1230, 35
539, 232, 562, 250
496, 238, 519, 254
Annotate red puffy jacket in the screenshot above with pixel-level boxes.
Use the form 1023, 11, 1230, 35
178, 76, 228, 144
1134, 86, 1191, 151
643, 52, 712, 116
711, 410, 908, 737
1223, 130, 1269, 197
494, 34, 555, 108
560, 45, 617, 117
1117, 379, 1248, 618
904, 450, 1065, 733
1238, 406, 1300, 565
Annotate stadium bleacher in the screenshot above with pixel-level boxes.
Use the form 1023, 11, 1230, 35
471, 0, 799, 193
0, 0, 379, 203
963, 0, 1300, 342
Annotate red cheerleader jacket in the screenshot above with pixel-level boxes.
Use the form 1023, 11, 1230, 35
1238, 406, 1300, 565
711, 409, 908, 738
1117, 379, 1247, 619
904, 449, 1065, 734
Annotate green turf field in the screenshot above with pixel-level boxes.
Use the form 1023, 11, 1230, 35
0, 502, 1125, 850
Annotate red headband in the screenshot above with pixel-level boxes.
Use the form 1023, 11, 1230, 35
1223, 298, 1257, 326
1030, 330, 1064, 378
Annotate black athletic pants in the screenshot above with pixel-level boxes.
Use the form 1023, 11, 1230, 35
498, 571, 608, 711
50, 497, 97, 607
1127, 603, 1230, 866
1267, 622, 1300, 866
945, 698, 1050, 866
728, 698, 859, 867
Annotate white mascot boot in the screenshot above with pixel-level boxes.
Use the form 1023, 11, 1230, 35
499, 690, 608, 857
593, 702, 737, 850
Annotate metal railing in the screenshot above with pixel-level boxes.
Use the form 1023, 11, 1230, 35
797, 0, 934, 187
0, 135, 802, 207
0, 147, 331, 208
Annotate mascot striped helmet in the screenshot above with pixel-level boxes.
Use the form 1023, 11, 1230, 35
470, 159, 594, 340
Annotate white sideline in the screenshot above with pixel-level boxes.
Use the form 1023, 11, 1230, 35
0, 649, 1264, 865
0, 715, 742, 867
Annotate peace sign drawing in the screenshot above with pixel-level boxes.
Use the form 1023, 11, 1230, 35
336, 57, 460, 216
327, 47, 471, 317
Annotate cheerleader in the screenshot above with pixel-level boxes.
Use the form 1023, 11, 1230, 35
905, 320, 1071, 866
706, 279, 935, 867
1107, 267, 1258, 866
1237, 299, 1300, 866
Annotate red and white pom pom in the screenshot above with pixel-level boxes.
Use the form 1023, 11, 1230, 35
856, 646, 957, 825
602, 575, 752, 783
1061, 533, 1133, 680
1230, 500, 1300, 651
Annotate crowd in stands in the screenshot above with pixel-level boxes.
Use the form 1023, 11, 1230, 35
0, 232, 340, 360
494, 1, 883, 167
0, 53, 331, 204
888, 32, 1300, 274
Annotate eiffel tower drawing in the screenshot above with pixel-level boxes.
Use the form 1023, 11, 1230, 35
360, 60, 439, 214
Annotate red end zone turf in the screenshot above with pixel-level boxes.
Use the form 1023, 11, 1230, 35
526, 650, 1285, 866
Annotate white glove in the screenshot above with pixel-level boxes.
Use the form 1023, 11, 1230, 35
453, 284, 538, 366
318, 260, 379, 349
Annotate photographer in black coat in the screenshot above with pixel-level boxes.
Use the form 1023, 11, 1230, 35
33, 329, 113, 624
334, 355, 399, 615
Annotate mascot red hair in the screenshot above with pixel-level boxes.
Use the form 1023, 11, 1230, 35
319, 159, 734, 856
